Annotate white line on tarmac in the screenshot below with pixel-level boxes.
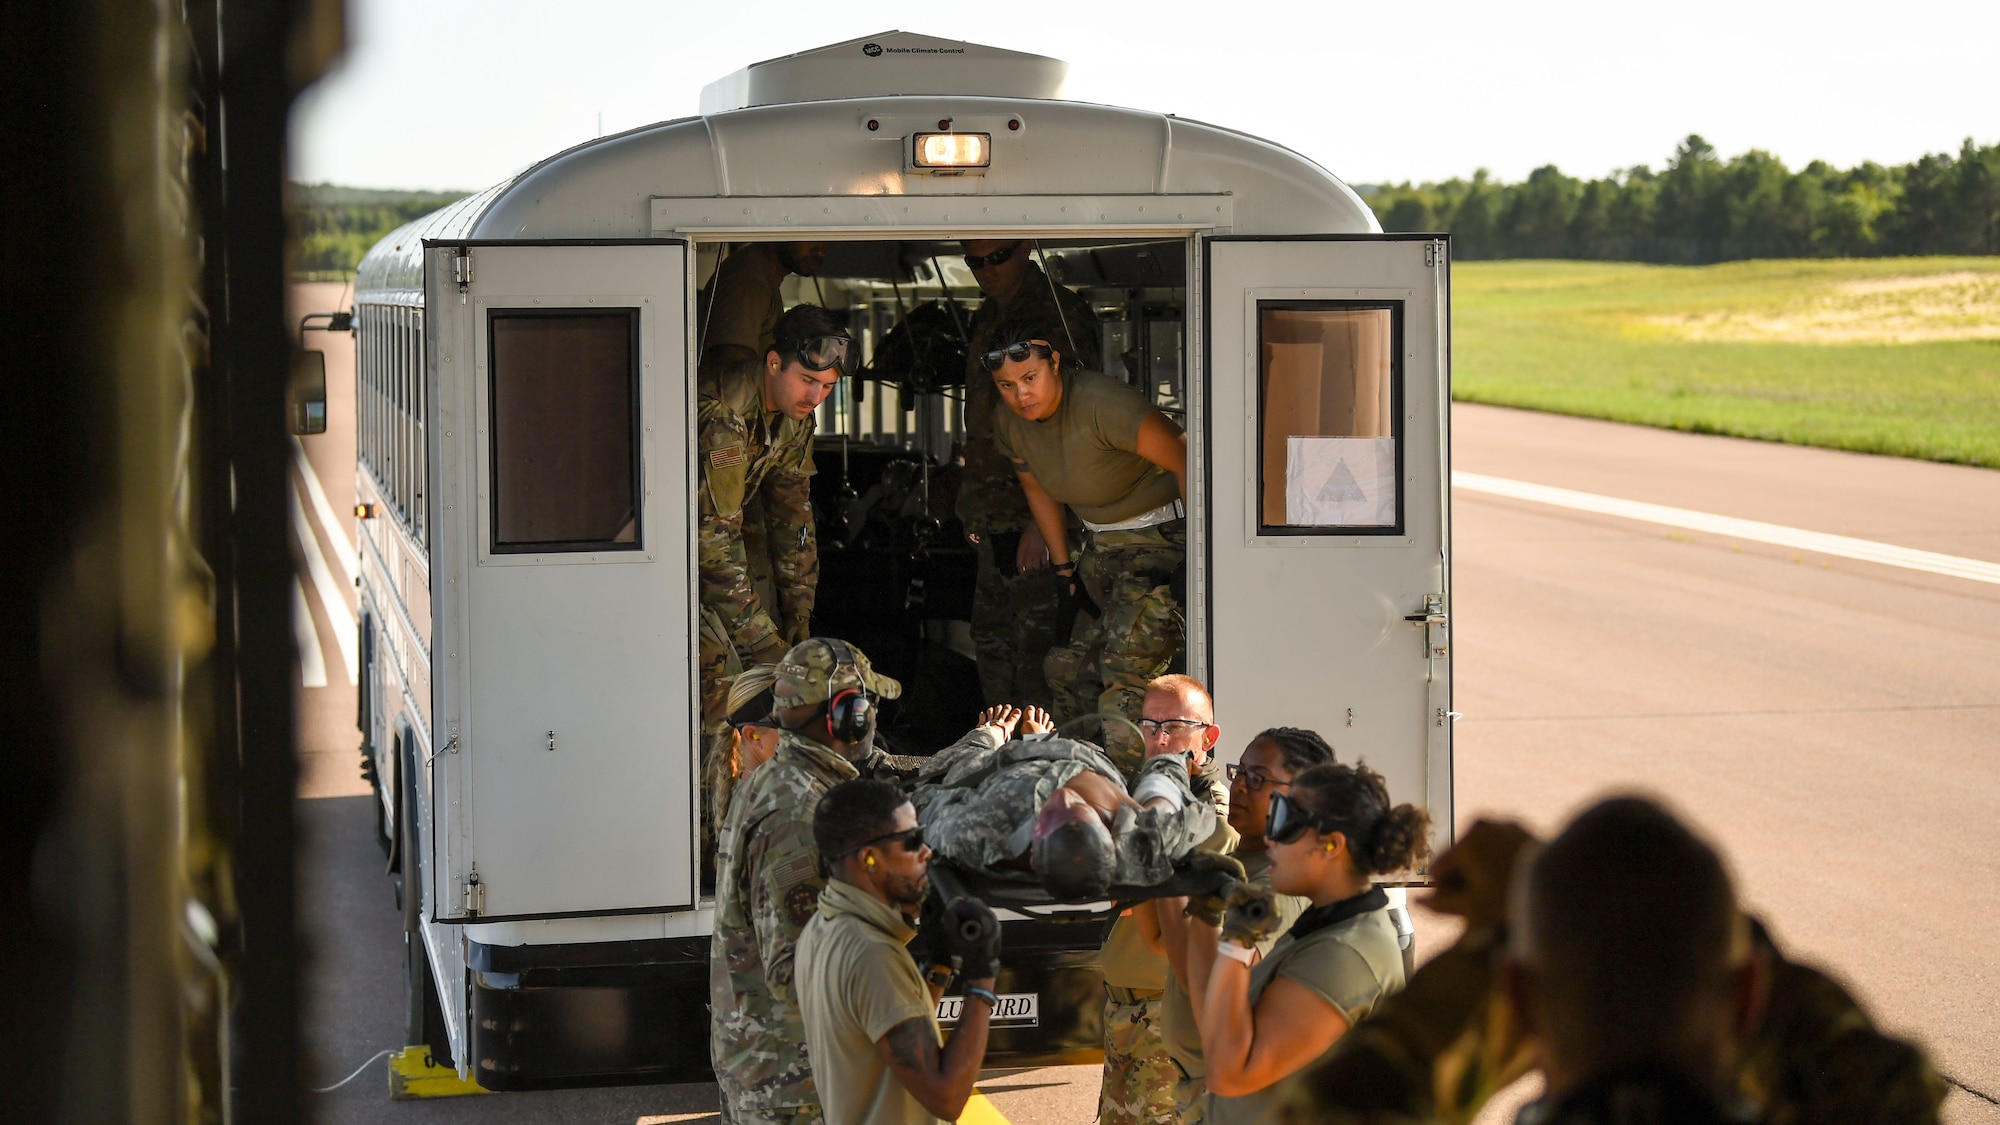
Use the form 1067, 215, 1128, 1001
290, 436, 359, 585
291, 481, 360, 683
1453, 471, 2000, 587
293, 578, 328, 688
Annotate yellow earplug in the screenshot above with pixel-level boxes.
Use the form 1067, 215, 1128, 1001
865, 854, 876, 867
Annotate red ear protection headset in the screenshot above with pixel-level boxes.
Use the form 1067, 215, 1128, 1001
819, 638, 874, 744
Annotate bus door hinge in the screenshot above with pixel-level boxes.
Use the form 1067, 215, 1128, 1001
452, 247, 474, 302
1424, 239, 1446, 268
461, 868, 484, 917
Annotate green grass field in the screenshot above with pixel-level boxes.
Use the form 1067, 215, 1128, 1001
1452, 258, 2000, 468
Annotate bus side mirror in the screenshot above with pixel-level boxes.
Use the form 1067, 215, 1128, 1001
291, 349, 328, 435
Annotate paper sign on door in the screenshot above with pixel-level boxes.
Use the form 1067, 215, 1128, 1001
1285, 437, 1396, 527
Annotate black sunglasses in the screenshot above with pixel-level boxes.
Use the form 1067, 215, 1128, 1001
795, 334, 856, 375
1265, 790, 1334, 845
963, 243, 1022, 270
1226, 762, 1291, 792
978, 340, 1055, 371
847, 825, 924, 858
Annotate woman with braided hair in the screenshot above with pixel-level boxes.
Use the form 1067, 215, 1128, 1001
1184, 760, 1432, 1124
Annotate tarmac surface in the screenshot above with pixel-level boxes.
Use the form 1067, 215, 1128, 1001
289, 284, 1999, 1122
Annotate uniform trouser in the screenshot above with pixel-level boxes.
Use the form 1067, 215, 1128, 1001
1045, 522, 1185, 780
1099, 988, 1177, 1125
970, 536, 1059, 711
715, 1081, 822, 1125
1172, 1062, 1209, 1125
698, 501, 786, 883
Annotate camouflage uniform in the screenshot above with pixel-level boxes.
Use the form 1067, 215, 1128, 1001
698, 357, 818, 866
958, 263, 1100, 711
914, 734, 1215, 889
709, 640, 902, 1125
1047, 523, 1185, 779
698, 358, 818, 717
1100, 762, 1234, 1125
1279, 917, 1945, 1125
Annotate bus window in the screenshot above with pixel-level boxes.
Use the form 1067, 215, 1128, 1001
1256, 302, 1402, 534
488, 309, 642, 552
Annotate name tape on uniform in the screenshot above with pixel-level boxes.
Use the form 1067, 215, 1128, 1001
937, 992, 1038, 1028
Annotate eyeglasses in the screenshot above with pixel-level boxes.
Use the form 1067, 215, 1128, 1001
1226, 762, 1291, 791
1265, 790, 1332, 845
962, 244, 1022, 270
1138, 718, 1212, 738
847, 825, 925, 858
795, 335, 856, 375
978, 340, 1054, 371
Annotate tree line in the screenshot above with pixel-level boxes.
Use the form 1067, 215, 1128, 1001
290, 183, 468, 274
1361, 135, 2000, 262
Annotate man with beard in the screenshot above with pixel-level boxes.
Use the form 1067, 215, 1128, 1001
699, 241, 835, 374
797, 779, 1003, 1125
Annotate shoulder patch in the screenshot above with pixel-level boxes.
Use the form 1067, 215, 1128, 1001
785, 882, 819, 927
770, 852, 817, 887
710, 445, 746, 469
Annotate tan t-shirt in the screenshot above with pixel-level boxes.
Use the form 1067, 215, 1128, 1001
1158, 849, 1309, 1079
1204, 903, 1406, 1125
698, 243, 789, 360
992, 368, 1180, 525
796, 879, 942, 1125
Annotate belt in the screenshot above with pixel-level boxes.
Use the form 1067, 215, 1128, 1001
1105, 985, 1164, 1004
1083, 498, 1184, 534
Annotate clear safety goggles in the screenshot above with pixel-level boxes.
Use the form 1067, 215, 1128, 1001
796, 334, 857, 375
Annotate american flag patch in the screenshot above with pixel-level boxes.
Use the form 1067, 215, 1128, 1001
710, 446, 746, 469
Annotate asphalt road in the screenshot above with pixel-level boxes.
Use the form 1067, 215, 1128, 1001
289, 284, 1999, 1122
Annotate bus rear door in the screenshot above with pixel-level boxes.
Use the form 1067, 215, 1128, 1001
1201, 235, 1453, 850
425, 240, 698, 921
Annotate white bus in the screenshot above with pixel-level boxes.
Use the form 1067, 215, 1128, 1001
347, 30, 1453, 1089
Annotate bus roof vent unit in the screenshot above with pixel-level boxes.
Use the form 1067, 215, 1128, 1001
699, 31, 1067, 114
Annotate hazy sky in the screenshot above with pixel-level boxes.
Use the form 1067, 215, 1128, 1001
291, 0, 1999, 193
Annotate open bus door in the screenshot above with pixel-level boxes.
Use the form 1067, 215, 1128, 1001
1202, 236, 1454, 854
424, 241, 699, 923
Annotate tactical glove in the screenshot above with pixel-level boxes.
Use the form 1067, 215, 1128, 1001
1222, 880, 1282, 948
915, 886, 955, 979
944, 897, 1003, 981
1182, 853, 1247, 926
785, 612, 813, 647
1052, 565, 1099, 643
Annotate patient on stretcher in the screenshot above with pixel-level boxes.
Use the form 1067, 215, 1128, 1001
913, 705, 1218, 900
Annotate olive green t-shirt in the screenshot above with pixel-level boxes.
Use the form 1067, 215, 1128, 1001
991, 368, 1180, 525
796, 879, 942, 1125
1204, 904, 1406, 1125
1158, 849, 1309, 1079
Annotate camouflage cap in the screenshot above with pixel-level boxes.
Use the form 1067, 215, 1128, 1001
772, 637, 903, 708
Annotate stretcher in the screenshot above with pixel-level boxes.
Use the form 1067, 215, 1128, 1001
924, 853, 1263, 943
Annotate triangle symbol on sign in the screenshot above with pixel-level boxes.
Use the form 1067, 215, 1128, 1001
1316, 458, 1367, 504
